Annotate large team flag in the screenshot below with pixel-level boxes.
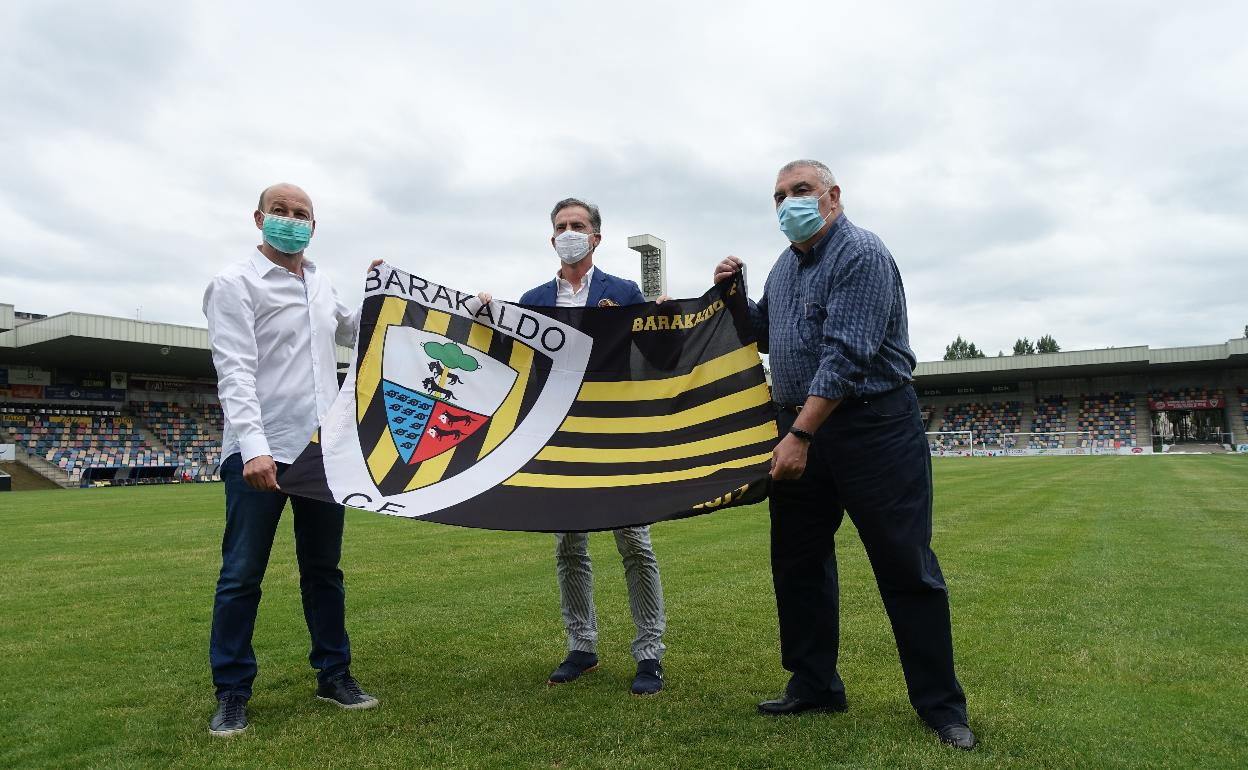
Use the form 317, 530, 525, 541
277, 263, 776, 531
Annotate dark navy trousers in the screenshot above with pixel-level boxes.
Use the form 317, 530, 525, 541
770, 385, 968, 728
209, 453, 351, 698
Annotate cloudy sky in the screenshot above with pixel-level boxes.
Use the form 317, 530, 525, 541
2, 0, 1245, 361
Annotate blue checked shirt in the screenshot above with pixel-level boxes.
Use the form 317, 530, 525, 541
749, 215, 917, 406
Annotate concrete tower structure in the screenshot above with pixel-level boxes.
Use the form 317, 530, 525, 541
627, 234, 667, 301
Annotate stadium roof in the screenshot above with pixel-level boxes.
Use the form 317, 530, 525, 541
914, 338, 1248, 386
0, 303, 351, 378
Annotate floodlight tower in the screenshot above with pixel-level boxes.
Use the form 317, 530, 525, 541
628, 234, 667, 301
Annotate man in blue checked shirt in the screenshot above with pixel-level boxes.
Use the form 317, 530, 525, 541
713, 160, 977, 750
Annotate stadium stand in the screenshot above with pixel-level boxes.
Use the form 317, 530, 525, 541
3, 299, 1245, 485
1029, 395, 1068, 448
942, 401, 1022, 446
131, 401, 223, 478
1077, 392, 1137, 447
1, 406, 177, 484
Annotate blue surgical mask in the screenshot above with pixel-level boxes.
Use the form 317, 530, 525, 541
777, 189, 831, 243
262, 213, 313, 254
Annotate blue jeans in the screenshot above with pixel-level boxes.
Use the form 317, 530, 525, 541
770, 385, 968, 728
210, 453, 351, 698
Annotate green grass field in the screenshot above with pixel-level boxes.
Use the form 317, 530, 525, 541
1, 456, 1245, 769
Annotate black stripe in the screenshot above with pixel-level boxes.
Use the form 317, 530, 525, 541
547, 402, 778, 450
567, 367, 765, 419
521, 440, 775, 477
515, 353, 552, 426
275, 440, 332, 499
445, 312, 474, 343
357, 388, 392, 455
377, 452, 419, 495
441, 422, 492, 479
485, 325, 514, 362
423, 464, 769, 533
355, 295, 385, 370
403, 299, 428, 330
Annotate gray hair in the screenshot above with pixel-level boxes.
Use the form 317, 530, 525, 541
550, 197, 601, 233
778, 159, 837, 191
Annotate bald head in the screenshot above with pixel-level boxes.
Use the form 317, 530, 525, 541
257, 183, 314, 216
253, 183, 316, 256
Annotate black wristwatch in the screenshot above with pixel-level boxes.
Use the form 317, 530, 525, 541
789, 427, 814, 442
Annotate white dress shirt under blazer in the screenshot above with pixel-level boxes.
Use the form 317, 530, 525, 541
204, 248, 358, 465
555, 266, 595, 308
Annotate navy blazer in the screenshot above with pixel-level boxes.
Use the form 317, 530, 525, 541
519, 267, 645, 309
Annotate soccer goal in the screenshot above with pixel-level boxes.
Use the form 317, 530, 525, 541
1000, 431, 1094, 455
925, 430, 973, 456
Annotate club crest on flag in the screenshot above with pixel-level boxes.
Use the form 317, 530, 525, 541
337, 270, 593, 504
378, 328, 517, 468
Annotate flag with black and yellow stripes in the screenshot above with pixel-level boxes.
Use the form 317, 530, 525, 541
277, 262, 775, 531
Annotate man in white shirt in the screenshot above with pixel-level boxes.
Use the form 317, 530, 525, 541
203, 183, 378, 737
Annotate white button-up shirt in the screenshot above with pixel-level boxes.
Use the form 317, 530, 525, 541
555, 266, 595, 308
203, 248, 357, 465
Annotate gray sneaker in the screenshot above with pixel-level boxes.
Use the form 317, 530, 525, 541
208, 693, 249, 737
316, 673, 379, 710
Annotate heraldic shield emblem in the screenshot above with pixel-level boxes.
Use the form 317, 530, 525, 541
346, 266, 591, 502
380, 328, 518, 467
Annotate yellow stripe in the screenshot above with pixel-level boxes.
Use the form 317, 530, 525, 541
558, 383, 771, 434
576, 345, 762, 402
503, 452, 772, 489
356, 296, 409, 422
478, 342, 534, 458
405, 447, 455, 491
424, 309, 451, 335
535, 423, 776, 464
466, 321, 493, 353
367, 426, 400, 482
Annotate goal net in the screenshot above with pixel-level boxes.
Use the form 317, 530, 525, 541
926, 430, 973, 456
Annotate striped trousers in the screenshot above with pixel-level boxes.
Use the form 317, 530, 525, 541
554, 526, 666, 662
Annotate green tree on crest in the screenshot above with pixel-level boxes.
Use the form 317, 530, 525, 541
423, 342, 479, 387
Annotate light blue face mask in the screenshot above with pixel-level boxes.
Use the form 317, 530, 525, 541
262, 213, 313, 254
777, 189, 831, 243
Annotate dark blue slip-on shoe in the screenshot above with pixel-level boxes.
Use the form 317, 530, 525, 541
548, 651, 600, 684
631, 659, 664, 695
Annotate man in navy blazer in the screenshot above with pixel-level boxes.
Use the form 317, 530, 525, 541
517, 258, 645, 307
480, 197, 668, 695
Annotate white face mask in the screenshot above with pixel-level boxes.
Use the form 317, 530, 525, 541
554, 230, 593, 264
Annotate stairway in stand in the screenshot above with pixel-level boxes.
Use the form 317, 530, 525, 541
1062, 400, 1081, 449
135, 422, 177, 459
12, 448, 73, 487
1018, 402, 1035, 446
1228, 392, 1247, 446
0, 426, 72, 487
1134, 399, 1153, 449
